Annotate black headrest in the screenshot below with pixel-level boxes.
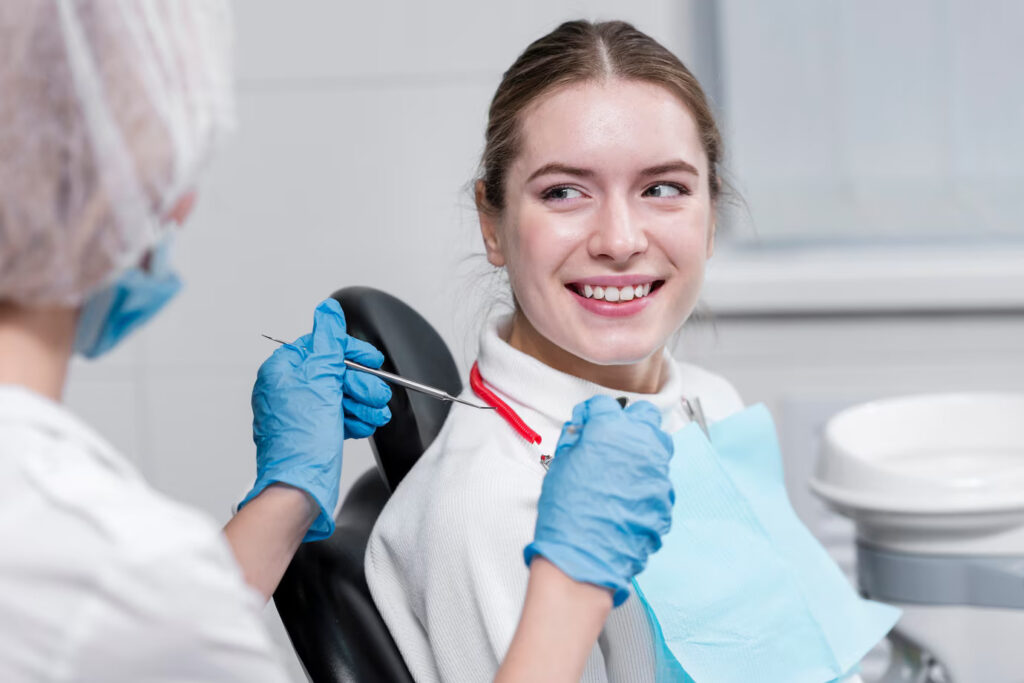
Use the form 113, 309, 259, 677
275, 468, 414, 683
331, 287, 461, 491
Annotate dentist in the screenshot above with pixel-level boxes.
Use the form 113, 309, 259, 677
0, 3, 391, 680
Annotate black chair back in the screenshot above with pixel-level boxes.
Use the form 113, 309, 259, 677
274, 287, 461, 682
333, 287, 462, 491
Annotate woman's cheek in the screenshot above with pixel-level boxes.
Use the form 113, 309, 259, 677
518, 220, 582, 262
655, 227, 709, 271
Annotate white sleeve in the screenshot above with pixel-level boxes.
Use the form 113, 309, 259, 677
62, 533, 289, 683
425, 480, 535, 680
369, 460, 609, 683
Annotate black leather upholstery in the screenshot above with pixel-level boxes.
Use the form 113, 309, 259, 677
273, 468, 412, 683
274, 287, 461, 682
334, 286, 462, 492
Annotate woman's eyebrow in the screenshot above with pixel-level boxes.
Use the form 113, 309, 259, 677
641, 160, 700, 177
527, 160, 700, 183
526, 162, 595, 183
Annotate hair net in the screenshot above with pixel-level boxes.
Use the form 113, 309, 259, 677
0, 0, 235, 307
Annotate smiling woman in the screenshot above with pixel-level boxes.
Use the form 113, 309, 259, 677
480, 77, 716, 393
365, 20, 747, 682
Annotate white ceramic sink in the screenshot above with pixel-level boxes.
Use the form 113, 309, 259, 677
811, 393, 1024, 517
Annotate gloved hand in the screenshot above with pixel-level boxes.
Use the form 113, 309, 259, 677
239, 298, 392, 541
524, 395, 675, 606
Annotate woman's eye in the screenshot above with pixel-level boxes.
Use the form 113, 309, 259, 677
542, 186, 584, 201
642, 183, 688, 198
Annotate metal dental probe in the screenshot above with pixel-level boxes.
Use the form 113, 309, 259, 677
261, 334, 495, 411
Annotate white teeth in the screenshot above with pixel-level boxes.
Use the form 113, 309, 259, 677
576, 282, 656, 302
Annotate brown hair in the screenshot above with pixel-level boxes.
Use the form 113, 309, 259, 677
478, 20, 723, 214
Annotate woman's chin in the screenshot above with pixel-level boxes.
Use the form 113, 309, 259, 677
570, 341, 664, 369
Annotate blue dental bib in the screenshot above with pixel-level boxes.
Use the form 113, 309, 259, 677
634, 404, 900, 683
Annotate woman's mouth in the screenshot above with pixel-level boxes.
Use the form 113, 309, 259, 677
564, 278, 665, 317
566, 279, 664, 303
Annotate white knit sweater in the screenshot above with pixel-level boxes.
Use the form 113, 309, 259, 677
365, 316, 744, 682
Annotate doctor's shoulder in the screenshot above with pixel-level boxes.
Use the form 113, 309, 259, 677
673, 360, 745, 422
0, 430, 286, 679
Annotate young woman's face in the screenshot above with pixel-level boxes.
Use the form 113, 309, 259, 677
480, 79, 715, 385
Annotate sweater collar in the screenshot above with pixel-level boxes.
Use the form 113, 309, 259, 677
474, 315, 686, 429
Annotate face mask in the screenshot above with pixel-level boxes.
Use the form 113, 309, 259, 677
74, 238, 182, 359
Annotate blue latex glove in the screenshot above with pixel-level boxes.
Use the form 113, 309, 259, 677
239, 298, 392, 541
524, 395, 675, 606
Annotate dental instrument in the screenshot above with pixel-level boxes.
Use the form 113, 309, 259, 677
262, 334, 495, 411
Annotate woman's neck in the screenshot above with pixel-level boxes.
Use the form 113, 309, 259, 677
0, 302, 77, 401
506, 311, 667, 394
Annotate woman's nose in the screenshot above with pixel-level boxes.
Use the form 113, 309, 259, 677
587, 197, 648, 262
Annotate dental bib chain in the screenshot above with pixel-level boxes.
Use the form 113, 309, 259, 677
469, 361, 710, 469
470, 362, 554, 470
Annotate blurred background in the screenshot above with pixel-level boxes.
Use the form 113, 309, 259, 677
63, 1, 1024, 679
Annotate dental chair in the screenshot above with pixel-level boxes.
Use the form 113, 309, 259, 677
273, 286, 462, 683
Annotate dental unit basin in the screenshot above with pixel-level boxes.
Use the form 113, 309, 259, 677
812, 393, 1024, 683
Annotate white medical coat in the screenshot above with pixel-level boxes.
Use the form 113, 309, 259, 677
0, 385, 289, 682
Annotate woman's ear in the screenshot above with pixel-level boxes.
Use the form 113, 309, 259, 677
476, 180, 506, 267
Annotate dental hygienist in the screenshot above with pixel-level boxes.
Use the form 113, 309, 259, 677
0, 3, 360, 680
0, 2, 675, 681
